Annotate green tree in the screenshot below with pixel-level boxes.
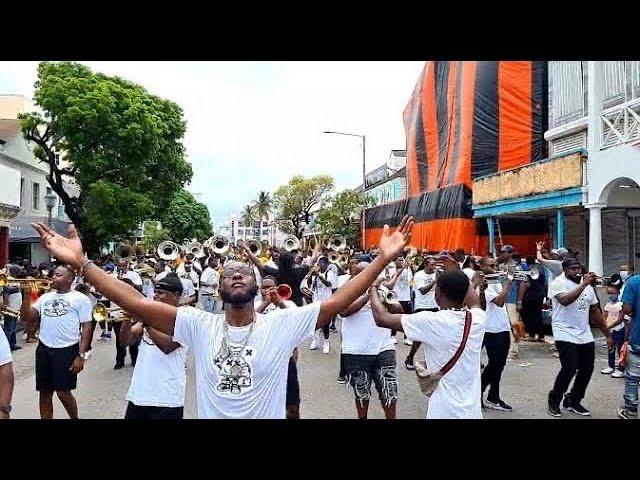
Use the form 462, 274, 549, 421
253, 191, 272, 222
240, 204, 257, 239
19, 61, 192, 255
141, 221, 169, 252
273, 175, 335, 238
316, 190, 374, 247
160, 189, 212, 243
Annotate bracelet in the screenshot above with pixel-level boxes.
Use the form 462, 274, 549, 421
79, 259, 95, 277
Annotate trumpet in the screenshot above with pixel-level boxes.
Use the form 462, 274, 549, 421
577, 274, 611, 287
377, 285, 399, 305
282, 235, 301, 252
301, 285, 314, 302
92, 303, 130, 322
132, 263, 156, 278
275, 284, 292, 301
157, 240, 180, 261
0, 275, 52, 292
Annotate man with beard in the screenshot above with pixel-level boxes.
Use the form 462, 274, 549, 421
31, 216, 414, 418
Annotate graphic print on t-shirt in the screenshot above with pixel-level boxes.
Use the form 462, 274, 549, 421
43, 298, 72, 317
213, 343, 254, 394
576, 293, 591, 311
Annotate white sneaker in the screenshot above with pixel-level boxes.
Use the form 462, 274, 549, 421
612, 369, 625, 378
404, 338, 413, 346
309, 338, 318, 350
601, 367, 614, 375
322, 340, 330, 354
392, 337, 398, 345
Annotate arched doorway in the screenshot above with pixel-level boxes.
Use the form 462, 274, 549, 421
598, 177, 640, 275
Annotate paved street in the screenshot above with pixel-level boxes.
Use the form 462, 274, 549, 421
9, 324, 625, 419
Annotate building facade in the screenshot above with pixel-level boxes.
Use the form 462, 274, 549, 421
472, 61, 640, 276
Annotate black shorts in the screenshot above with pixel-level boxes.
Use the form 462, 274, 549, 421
342, 350, 398, 406
35, 342, 79, 392
125, 402, 184, 419
399, 301, 413, 314
286, 356, 300, 407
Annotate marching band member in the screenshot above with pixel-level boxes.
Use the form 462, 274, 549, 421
200, 256, 222, 313
119, 275, 188, 419
307, 257, 337, 354
30, 216, 414, 419
20, 265, 93, 419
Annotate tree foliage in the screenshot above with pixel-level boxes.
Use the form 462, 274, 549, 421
316, 190, 374, 247
19, 61, 192, 254
141, 221, 169, 252
253, 191, 272, 222
159, 189, 212, 243
273, 175, 334, 238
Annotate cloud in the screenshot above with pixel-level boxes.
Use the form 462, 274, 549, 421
0, 61, 424, 223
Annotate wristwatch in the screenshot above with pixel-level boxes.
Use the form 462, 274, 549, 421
79, 351, 91, 361
0, 405, 11, 414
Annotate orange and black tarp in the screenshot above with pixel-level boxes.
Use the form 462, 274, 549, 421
365, 61, 548, 254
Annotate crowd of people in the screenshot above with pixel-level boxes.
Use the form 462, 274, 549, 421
0, 217, 638, 420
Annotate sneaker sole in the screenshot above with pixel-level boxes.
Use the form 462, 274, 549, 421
547, 407, 562, 417
565, 406, 591, 416
617, 409, 637, 420
485, 401, 512, 412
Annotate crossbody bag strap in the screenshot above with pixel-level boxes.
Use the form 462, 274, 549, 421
440, 310, 472, 375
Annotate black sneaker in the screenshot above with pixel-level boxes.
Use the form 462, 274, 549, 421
405, 357, 415, 371
481, 398, 486, 410
113, 362, 124, 370
337, 376, 346, 384
562, 393, 571, 410
566, 403, 591, 416
485, 399, 512, 411
617, 407, 638, 420
548, 393, 561, 417
329, 324, 337, 333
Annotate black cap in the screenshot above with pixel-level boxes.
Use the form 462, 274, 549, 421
562, 257, 581, 269
155, 274, 183, 294
608, 273, 623, 287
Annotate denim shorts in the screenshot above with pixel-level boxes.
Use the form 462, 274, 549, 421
342, 349, 398, 406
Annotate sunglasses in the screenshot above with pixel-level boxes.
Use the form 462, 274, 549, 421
222, 265, 254, 278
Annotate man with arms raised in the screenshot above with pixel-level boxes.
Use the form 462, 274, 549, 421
31, 216, 414, 419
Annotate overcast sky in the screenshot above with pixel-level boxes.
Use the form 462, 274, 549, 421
0, 61, 424, 226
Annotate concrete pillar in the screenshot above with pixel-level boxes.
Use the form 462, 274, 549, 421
487, 217, 496, 258
587, 204, 604, 275
556, 209, 565, 248
587, 62, 603, 159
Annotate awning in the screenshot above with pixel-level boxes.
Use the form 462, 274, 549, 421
9, 215, 71, 243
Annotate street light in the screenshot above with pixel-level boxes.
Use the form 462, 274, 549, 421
44, 191, 57, 227
323, 131, 366, 249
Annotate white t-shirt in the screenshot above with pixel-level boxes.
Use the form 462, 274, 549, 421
33, 291, 92, 348
172, 302, 320, 418
266, 260, 278, 270
311, 269, 336, 302
260, 300, 297, 314
327, 264, 339, 289
142, 278, 154, 300
155, 271, 168, 282
7, 291, 22, 310
179, 270, 199, 290
180, 278, 196, 304
0, 330, 12, 366
393, 267, 413, 302
126, 328, 188, 408
413, 270, 438, 310
463, 268, 476, 281
117, 270, 143, 287
402, 308, 486, 419
341, 299, 395, 355
200, 267, 220, 296
549, 273, 599, 344
483, 283, 511, 333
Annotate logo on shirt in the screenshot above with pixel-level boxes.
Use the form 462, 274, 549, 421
43, 298, 72, 317
213, 345, 253, 394
576, 294, 590, 311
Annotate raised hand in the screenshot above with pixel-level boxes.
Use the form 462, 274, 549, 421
377, 215, 414, 262
31, 222, 85, 268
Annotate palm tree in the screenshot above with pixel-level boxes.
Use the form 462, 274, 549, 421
253, 190, 272, 241
240, 204, 256, 240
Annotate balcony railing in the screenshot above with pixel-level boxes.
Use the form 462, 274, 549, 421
601, 98, 640, 149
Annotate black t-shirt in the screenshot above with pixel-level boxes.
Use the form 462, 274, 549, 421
264, 264, 310, 304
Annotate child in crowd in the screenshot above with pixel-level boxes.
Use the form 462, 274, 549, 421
602, 276, 626, 378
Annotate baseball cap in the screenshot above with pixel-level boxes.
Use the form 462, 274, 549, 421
500, 245, 514, 254
155, 274, 183, 294
556, 247, 569, 256
562, 257, 581, 269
